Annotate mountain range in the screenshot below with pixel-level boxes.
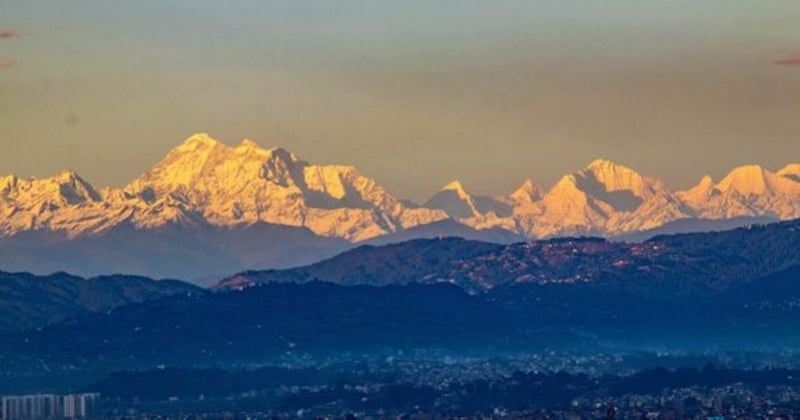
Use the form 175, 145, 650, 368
5, 219, 800, 394
0, 271, 198, 333
1, 132, 798, 281
217, 219, 800, 296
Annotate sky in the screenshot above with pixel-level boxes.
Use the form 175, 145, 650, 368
0, 1, 799, 201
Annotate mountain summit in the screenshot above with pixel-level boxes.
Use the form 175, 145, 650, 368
508, 179, 541, 205
425, 180, 512, 220
114, 134, 448, 241
425, 181, 482, 219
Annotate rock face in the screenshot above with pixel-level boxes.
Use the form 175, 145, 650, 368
0, 132, 798, 279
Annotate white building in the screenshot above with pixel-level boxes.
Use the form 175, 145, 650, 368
1, 393, 100, 419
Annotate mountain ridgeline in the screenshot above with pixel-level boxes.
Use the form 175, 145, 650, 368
1, 133, 799, 280
218, 219, 800, 296
2, 220, 800, 393
0, 271, 199, 333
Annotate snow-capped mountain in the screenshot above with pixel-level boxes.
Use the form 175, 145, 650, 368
531, 159, 678, 236
0, 133, 448, 280
434, 159, 799, 239
0, 170, 104, 237
0, 133, 448, 243
424, 180, 511, 219
677, 165, 800, 220
506, 179, 542, 205
0, 132, 798, 280
448, 159, 692, 238
424, 181, 481, 219
119, 133, 447, 241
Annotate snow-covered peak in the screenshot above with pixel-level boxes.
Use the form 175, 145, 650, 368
683, 174, 714, 194
778, 164, 800, 182
53, 171, 101, 203
525, 160, 683, 237
677, 165, 800, 220
716, 165, 771, 196
509, 179, 541, 204
585, 158, 620, 171
540, 173, 603, 213
233, 138, 270, 155
127, 134, 226, 192
580, 159, 661, 198
676, 175, 716, 207
126, 134, 306, 196
237, 138, 261, 148
442, 180, 465, 191
0, 170, 101, 208
716, 164, 800, 196
564, 160, 667, 214
53, 170, 79, 182
441, 180, 471, 198
584, 158, 638, 177
174, 132, 220, 152
425, 179, 512, 220
697, 174, 715, 189
116, 134, 447, 241
425, 180, 479, 219
548, 174, 583, 196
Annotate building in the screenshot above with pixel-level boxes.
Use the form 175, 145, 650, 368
62, 393, 100, 419
1, 393, 100, 419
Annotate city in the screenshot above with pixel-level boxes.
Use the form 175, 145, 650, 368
2, 1, 800, 418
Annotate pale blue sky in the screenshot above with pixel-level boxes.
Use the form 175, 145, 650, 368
1, 1, 799, 200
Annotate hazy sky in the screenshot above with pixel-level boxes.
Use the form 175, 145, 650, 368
1, 1, 799, 200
